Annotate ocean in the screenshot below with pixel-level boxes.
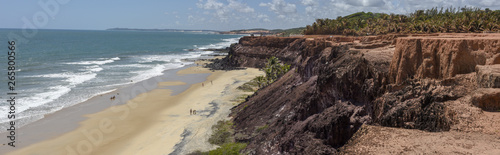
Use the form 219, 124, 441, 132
0, 29, 242, 132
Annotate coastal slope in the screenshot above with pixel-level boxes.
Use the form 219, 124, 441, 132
219, 34, 500, 154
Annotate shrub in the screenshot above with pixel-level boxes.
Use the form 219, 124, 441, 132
208, 143, 247, 155
208, 120, 234, 145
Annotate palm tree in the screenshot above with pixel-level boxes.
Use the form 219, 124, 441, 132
255, 76, 265, 87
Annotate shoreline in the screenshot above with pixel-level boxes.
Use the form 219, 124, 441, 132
0, 64, 204, 153
2, 57, 263, 155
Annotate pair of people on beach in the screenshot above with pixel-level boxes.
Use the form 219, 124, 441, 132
190, 109, 197, 115
110, 93, 119, 100
201, 81, 213, 87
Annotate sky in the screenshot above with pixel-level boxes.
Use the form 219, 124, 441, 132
1, 0, 499, 31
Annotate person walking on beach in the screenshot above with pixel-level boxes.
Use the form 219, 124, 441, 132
202, 83, 204, 87
190, 109, 192, 115
211, 80, 213, 85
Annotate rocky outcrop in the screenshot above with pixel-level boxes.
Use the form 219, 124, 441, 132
476, 64, 500, 88
372, 81, 454, 131
222, 37, 303, 68
215, 34, 500, 154
389, 37, 500, 84
224, 36, 387, 154
471, 88, 500, 111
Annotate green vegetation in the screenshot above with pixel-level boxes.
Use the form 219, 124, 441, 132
190, 143, 247, 155
227, 27, 305, 36
237, 56, 291, 91
304, 7, 500, 35
206, 143, 248, 155
236, 79, 259, 92
240, 105, 248, 112
271, 27, 306, 36
233, 94, 249, 104
189, 120, 247, 155
256, 124, 269, 132
208, 120, 234, 145
260, 56, 291, 86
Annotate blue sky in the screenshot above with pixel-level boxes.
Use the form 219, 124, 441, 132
1, 0, 499, 31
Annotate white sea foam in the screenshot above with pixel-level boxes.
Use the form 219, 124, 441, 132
95, 89, 118, 96
136, 53, 205, 63
86, 65, 104, 72
30, 72, 97, 86
65, 57, 120, 65
130, 64, 183, 83
197, 37, 240, 50
66, 72, 97, 86
136, 55, 184, 63
110, 64, 151, 68
0, 85, 72, 124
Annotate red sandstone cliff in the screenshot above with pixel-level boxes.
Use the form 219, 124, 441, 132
215, 34, 500, 154
389, 35, 500, 84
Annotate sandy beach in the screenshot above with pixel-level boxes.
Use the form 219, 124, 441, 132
3, 59, 263, 155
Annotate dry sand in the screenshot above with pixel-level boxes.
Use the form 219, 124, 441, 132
6, 61, 263, 155
340, 125, 500, 155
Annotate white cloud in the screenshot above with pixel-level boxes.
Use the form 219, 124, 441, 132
197, 0, 255, 22
260, 0, 297, 20
260, 0, 297, 13
301, 0, 317, 6
301, 0, 319, 16
197, 0, 224, 10
228, 0, 255, 13
475, 0, 500, 6
257, 14, 271, 22
346, 0, 385, 7
187, 0, 500, 31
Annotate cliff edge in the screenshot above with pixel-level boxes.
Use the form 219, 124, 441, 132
216, 34, 500, 154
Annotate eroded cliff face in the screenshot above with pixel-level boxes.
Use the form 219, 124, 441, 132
221, 34, 500, 154
389, 36, 500, 84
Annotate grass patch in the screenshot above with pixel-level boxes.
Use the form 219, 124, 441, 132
239, 105, 248, 112
189, 143, 247, 155
236, 94, 249, 102
189, 120, 247, 155
207, 143, 247, 155
256, 124, 268, 132
208, 120, 234, 145
236, 79, 259, 92
231, 94, 249, 105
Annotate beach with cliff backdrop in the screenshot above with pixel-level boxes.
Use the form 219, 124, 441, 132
2, 2, 500, 154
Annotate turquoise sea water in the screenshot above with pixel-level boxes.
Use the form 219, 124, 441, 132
0, 29, 241, 131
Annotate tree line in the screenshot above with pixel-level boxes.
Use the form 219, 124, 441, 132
303, 7, 500, 35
